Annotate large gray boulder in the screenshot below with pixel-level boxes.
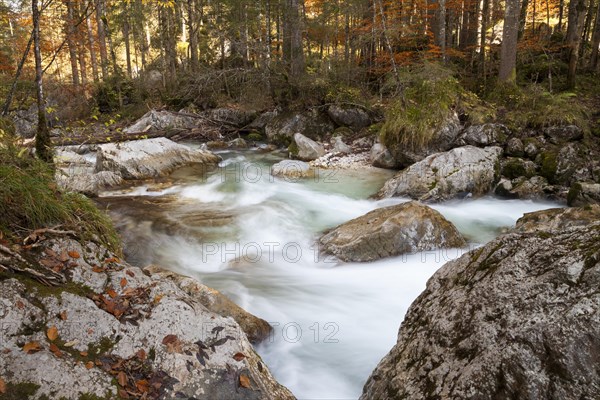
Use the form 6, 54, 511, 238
291, 133, 326, 161
0, 236, 294, 400
56, 170, 123, 197
96, 137, 220, 180
370, 143, 397, 169
123, 110, 202, 133
385, 112, 462, 167
456, 123, 510, 147
202, 108, 258, 128
319, 201, 466, 262
265, 110, 334, 143
378, 146, 503, 202
361, 207, 600, 400
326, 105, 371, 128
544, 125, 583, 144
331, 136, 352, 154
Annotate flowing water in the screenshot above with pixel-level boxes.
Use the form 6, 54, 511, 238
98, 148, 560, 399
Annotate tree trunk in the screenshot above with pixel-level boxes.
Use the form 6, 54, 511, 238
85, 0, 99, 82
589, 0, 600, 68
123, 14, 132, 78
65, 0, 80, 85
95, 0, 109, 78
32, 0, 52, 163
566, 0, 589, 88
499, 0, 521, 82
1, 32, 33, 116
479, 0, 490, 76
519, 0, 529, 38
282, 0, 305, 82
187, 0, 199, 71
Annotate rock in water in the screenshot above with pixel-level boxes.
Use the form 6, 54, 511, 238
361, 207, 600, 400
292, 133, 326, 161
370, 143, 397, 169
271, 159, 314, 179
96, 137, 220, 180
144, 265, 273, 344
0, 237, 294, 400
378, 145, 502, 202
319, 201, 466, 262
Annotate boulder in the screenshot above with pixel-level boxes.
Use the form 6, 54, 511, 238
202, 108, 258, 128
378, 146, 503, 202
385, 112, 462, 167
56, 170, 123, 197
361, 208, 600, 400
544, 125, 584, 144
270, 159, 314, 179
515, 205, 600, 233
0, 237, 294, 400
331, 136, 352, 154
567, 182, 600, 206
370, 143, 397, 169
291, 133, 326, 161
12, 106, 37, 138
456, 123, 510, 147
144, 266, 272, 344
326, 105, 371, 128
96, 138, 220, 180
247, 111, 278, 131
319, 201, 466, 262
123, 110, 202, 133
494, 176, 549, 200
228, 137, 248, 148
505, 137, 524, 157
265, 110, 334, 143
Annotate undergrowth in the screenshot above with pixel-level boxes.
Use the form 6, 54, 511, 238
0, 131, 121, 253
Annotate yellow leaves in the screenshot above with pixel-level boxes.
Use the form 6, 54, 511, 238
47, 326, 59, 341
23, 341, 42, 354
239, 374, 251, 388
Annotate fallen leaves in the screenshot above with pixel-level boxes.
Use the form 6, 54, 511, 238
120, 277, 128, 288
49, 343, 63, 358
23, 341, 42, 354
239, 374, 251, 388
233, 352, 246, 361
91, 285, 152, 322
117, 371, 128, 387
0, 377, 6, 394
60, 311, 68, 321
85, 361, 94, 369
68, 250, 80, 259
47, 326, 59, 341
162, 335, 183, 354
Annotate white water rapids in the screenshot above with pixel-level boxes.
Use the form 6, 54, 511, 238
99, 148, 559, 399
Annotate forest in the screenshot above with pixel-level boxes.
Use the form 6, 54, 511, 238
1, 0, 600, 399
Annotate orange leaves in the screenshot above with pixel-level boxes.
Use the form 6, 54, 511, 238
23, 341, 42, 354
239, 374, 251, 388
47, 326, 59, 341
117, 371, 128, 387
49, 343, 63, 357
233, 352, 246, 361
162, 334, 182, 353
67, 250, 80, 259
120, 278, 128, 288
0, 377, 5, 394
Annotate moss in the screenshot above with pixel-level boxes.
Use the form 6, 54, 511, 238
567, 182, 583, 206
0, 382, 41, 400
0, 133, 121, 254
246, 132, 263, 141
87, 337, 117, 358
287, 141, 299, 157
0, 269, 94, 301
501, 159, 527, 180
539, 151, 558, 184
333, 127, 353, 137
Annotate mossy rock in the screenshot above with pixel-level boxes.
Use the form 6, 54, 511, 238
367, 122, 383, 136
501, 158, 533, 180
246, 131, 263, 142
288, 141, 299, 157
333, 127, 353, 137
0, 382, 41, 400
538, 151, 558, 184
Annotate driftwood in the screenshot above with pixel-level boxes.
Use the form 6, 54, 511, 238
51, 128, 182, 146
0, 243, 65, 286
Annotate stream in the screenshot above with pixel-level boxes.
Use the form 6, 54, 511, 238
98, 147, 559, 399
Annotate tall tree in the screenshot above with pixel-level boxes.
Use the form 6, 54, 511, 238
499, 0, 521, 82
590, 1, 600, 68
283, 0, 305, 82
566, 0, 589, 88
32, 0, 52, 163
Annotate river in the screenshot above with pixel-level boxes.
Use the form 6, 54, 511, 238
98, 148, 559, 399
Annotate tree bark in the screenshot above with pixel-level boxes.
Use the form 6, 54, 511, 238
589, 0, 600, 68
65, 0, 80, 85
566, 0, 589, 88
499, 0, 521, 82
32, 0, 52, 163
95, 0, 109, 78
479, 0, 490, 76
187, 0, 199, 71
85, 0, 99, 82
282, 0, 305, 82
